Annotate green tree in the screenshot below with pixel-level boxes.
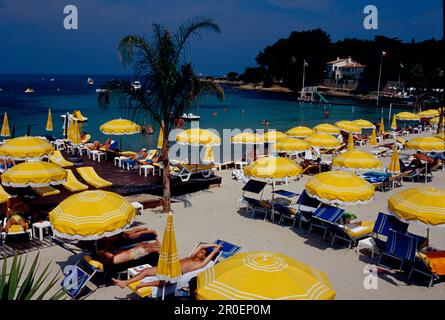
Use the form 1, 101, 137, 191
99, 18, 224, 213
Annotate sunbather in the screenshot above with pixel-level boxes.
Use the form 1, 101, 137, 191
112, 243, 222, 290
89, 138, 112, 151
122, 148, 148, 169
1, 203, 30, 232
0, 158, 15, 171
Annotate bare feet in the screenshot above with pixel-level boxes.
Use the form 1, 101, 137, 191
112, 278, 127, 289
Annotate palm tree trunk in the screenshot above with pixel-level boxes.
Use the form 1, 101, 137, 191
161, 135, 171, 213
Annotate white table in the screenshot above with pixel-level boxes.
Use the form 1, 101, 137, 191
139, 164, 155, 177
114, 156, 129, 167
357, 237, 380, 259
32, 221, 52, 241
89, 150, 106, 162
131, 201, 144, 215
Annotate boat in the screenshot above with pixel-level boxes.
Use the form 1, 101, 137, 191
60, 110, 88, 122
95, 88, 109, 93
87, 77, 94, 85
181, 113, 201, 120
50, 78, 55, 82
132, 81, 142, 90
24, 87, 35, 94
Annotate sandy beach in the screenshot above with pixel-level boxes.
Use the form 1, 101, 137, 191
11, 129, 444, 300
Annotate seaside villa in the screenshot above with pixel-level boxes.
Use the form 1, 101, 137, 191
326, 57, 366, 81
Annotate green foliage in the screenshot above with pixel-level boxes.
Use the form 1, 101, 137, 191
0, 252, 65, 300
241, 29, 444, 92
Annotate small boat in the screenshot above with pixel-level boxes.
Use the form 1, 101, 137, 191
60, 110, 88, 122
87, 77, 94, 85
50, 78, 55, 82
25, 87, 35, 94
132, 81, 142, 90
181, 113, 201, 120
95, 88, 109, 93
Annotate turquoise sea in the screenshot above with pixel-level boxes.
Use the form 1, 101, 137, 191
0, 74, 413, 152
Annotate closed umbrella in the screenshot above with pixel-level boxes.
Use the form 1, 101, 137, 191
391, 114, 397, 130
387, 145, 401, 174
46, 108, 53, 132
1, 112, 10, 137
370, 129, 377, 146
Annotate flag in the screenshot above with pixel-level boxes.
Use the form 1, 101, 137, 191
382, 51, 387, 57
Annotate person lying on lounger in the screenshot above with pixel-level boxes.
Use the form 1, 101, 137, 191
0, 203, 30, 232
96, 227, 160, 265
112, 243, 222, 289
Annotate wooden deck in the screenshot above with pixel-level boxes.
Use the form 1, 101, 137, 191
2, 150, 222, 214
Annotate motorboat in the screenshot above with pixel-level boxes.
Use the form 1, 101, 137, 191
132, 81, 142, 90
87, 77, 94, 85
24, 87, 35, 94
60, 110, 88, 122
181, 113, 201, 120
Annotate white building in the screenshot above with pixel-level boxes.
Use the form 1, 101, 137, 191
326, 57, 365, 81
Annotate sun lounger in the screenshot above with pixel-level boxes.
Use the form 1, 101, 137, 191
50, 150, 74, 167
1, 217, 32, 243
32, 186, 61, 197
62, 169, 89, 192
76, 167, 113, 189
377, 229, 418, 271
170, 163, 214, 182
290, 190, 321, 229
61, 255, 99, 299
238, 179, 271, 219
330, 220, 374, 248
409, 251, 443, 287
309, 205, 345, 238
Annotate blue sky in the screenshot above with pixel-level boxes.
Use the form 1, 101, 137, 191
0, 0, 442, 76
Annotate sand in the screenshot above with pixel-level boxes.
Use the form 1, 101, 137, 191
5, 129, 445, 300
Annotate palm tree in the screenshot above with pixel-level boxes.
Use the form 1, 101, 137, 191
99, 17, 224, 213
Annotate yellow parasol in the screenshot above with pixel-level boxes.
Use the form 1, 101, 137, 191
176, 128, 221, 146
405, 137, 445, 153
305, 171, 375, 205
261, 131, 288, 143
1, 161, 66, 188
379, 118, 385, 134
1, 112, 10, 137
100, 119, 141, 135
285, 126, 314, 138
333, 150, 382, 171
49, 190, 136, 240
391, 114, 397, 130
396, 112, 420, 121
196, 251, 336, 300
418, 109, 439, 118
304, 133, 341, 150
157, 212, 182, 283
387, 145, 401, 174
274, 138, 311, 153
352, 119, 375, 129
243, 156, 302, 183
388, 187, 445, 227
46, 108, 53, 132
369, 129, 377, 146
347, 133, 354, 151
313, 123, 340, 135
335, 121, 362, 134
68, 120, 82, 145
231, 132, 264, 145
157, 121, 165, 149
0, 136, 54, 160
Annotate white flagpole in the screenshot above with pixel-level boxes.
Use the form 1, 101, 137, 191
301, 60, 306, 99
376, 53, 383, 107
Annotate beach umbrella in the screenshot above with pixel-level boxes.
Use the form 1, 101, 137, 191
285, 126, 314, 138
332, 151, 382, 171
1, 112, 10, 137
63, 112, 70, 138
418, 109, 439, 119
45, 108, 53, 132
100, 119, 141, 135
0, 136, 54, 160
0, 185, 11, 204
274, 138, 311, 153
335, 121, 362, 134
68, 120, 81, 145
243, 156, 302, 183
157, 121, 165, 149
1, 161, 66, 188
396, 112, 420, 121
176, 128, 221, 146
391, 114, 397, 130
369, 129, 377, 146
49, 190, 136, 240
261, 131, 288, 143
157, 212, 182, 299
437, 132, 444, 140
379, 118, 385, 134
313, 123, 340, 135
388, 187, 445, 228
202, 146, 215, 164
387, 145, 401, 174
430, 117, 440, 125
352, 119, 375, 129
196, 251, 336, 300
304, 133, 341, 150
405, 137, 445, 153
231, 132, 264, 145
305, 171, 375, 205
347, 133, 354, 151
